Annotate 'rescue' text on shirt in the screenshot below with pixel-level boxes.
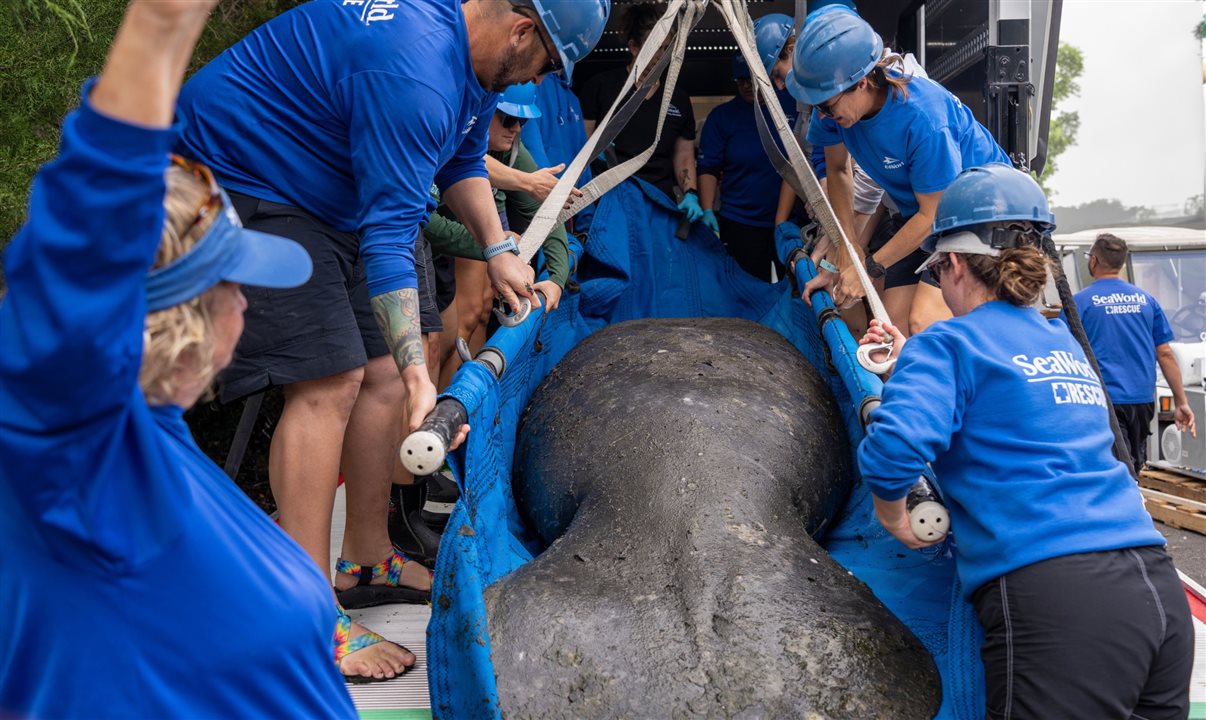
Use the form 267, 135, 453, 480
1013, 350, 1105, 408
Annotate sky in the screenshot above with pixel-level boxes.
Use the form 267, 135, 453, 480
1047, 0, 1205, 211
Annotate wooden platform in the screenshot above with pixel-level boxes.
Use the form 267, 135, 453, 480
1142, 468, 1206, 504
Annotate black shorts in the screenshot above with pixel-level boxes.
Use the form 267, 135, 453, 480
972, 546, 1192, 720
414, 232, 443, 333
432, 254, 457, 314
221, 191, 438, 402
868, 212, 932, 290
1114, 402, 1156, 475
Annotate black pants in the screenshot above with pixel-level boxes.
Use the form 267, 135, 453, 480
972, 546, 1193, 720
1115, 402, 1156, 474
718, 215, 780, 282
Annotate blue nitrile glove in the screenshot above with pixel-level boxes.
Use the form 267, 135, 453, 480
677, 190, 704, 223
701, 209, 720, 236
775, 221, 804, 265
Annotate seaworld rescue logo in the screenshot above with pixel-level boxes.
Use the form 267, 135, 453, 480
1012, 350, 1106, 408
462, 116, 478, 135
882, 156, 904, 170
343, 0, 397, 24
1091, 290, 1149, 316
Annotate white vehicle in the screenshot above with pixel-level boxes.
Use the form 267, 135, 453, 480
1051, 225, 1206, 476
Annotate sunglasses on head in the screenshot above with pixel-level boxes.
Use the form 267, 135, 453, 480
815, 83, 858, 118
497, 112, 528, 130
170, 154, 222, 235
511, 5, 563, 77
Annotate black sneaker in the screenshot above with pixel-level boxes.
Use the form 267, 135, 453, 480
388, 481, 441, 568
420, 470, 460, 532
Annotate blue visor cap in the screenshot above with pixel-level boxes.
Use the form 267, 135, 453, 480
145, 188, 312, 312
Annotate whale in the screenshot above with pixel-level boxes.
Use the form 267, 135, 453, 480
484, 317, 942, 719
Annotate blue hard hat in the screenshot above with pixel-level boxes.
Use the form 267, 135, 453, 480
753, 13, 794, 73
146, 162, 312, 312
920, 163, 1057, 256
515, 0, 610, 83
497, 82, 542, 119
785, 5, 882, 106
731, 53, 751, 80
808, 0, 857, 13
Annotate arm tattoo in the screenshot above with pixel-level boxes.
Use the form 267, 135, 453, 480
371, 288, 426, 375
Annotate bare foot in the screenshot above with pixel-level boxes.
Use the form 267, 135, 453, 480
334, 554, 431, 594
339, 621, 416, 681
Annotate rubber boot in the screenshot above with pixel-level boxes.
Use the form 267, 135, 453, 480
388, 481, 441, 568
420, 470, 461, 532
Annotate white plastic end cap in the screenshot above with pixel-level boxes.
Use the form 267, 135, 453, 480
909, 501, 949, 542
400, 430, 447, 475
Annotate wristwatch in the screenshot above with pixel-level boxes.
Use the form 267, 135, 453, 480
483, 233, 521, 260
865, 254, 886, 280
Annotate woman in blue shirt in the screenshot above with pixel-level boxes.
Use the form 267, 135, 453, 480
0, 2, 386, 714
788, 7, 1009, 337
858, 165, 1192, 719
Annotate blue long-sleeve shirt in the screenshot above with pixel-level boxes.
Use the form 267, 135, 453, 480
177, 0, 496, 298
858, 301, 1164, 598
698, 92, 799, 228
808, 75, 1008, 218
0, 88, 355, 719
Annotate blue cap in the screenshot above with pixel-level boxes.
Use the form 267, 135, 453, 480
497, 82, 543, 119
145, 187, 312, 312
732, 53, 751, 80
786, 5, 882, 106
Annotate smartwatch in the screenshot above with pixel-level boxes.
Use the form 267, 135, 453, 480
483, 233, 521, 260
865, 254, 886, 280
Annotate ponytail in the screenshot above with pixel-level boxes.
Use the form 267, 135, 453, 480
959, 246, 1050, 307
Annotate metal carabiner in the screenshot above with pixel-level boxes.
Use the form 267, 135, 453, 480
856, 340, 896, 375
492, 296, 532, 328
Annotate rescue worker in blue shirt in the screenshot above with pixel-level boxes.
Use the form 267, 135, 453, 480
1072, 233, 1196, 472
698, 35, 800, 282
0, 0, 360, 711
858, 164, 1192, 720
175, 0, 608, 682
788, 6, 1009, 338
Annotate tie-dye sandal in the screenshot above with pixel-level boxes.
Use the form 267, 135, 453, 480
334, 548, 433, 609
334, 603, 411, 684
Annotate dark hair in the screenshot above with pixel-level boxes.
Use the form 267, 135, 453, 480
957, 245, 1050, 306
1089, 233, 1128, 271
777, 34, 797, 63
621, 2, 663, 47
865, 52, 911, 101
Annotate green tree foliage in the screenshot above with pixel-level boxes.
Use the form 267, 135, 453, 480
1038, 43, 1084, 195
0, 0, 304, 255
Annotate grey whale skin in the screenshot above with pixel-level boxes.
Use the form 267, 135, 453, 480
485, 318, 942, 719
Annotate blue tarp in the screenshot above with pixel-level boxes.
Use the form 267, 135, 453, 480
427, 179, 983, 719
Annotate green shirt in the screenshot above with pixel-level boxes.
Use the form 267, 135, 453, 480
422, 141, 570, 287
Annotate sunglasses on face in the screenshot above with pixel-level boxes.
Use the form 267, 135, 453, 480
511, 6, 563, 77
929, 256, 951, 284
170, 154, 222, 235
498, 112, 528, 130
815, 84, 858, 118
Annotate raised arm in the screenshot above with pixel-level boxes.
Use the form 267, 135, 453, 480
0, 0, 217, 430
